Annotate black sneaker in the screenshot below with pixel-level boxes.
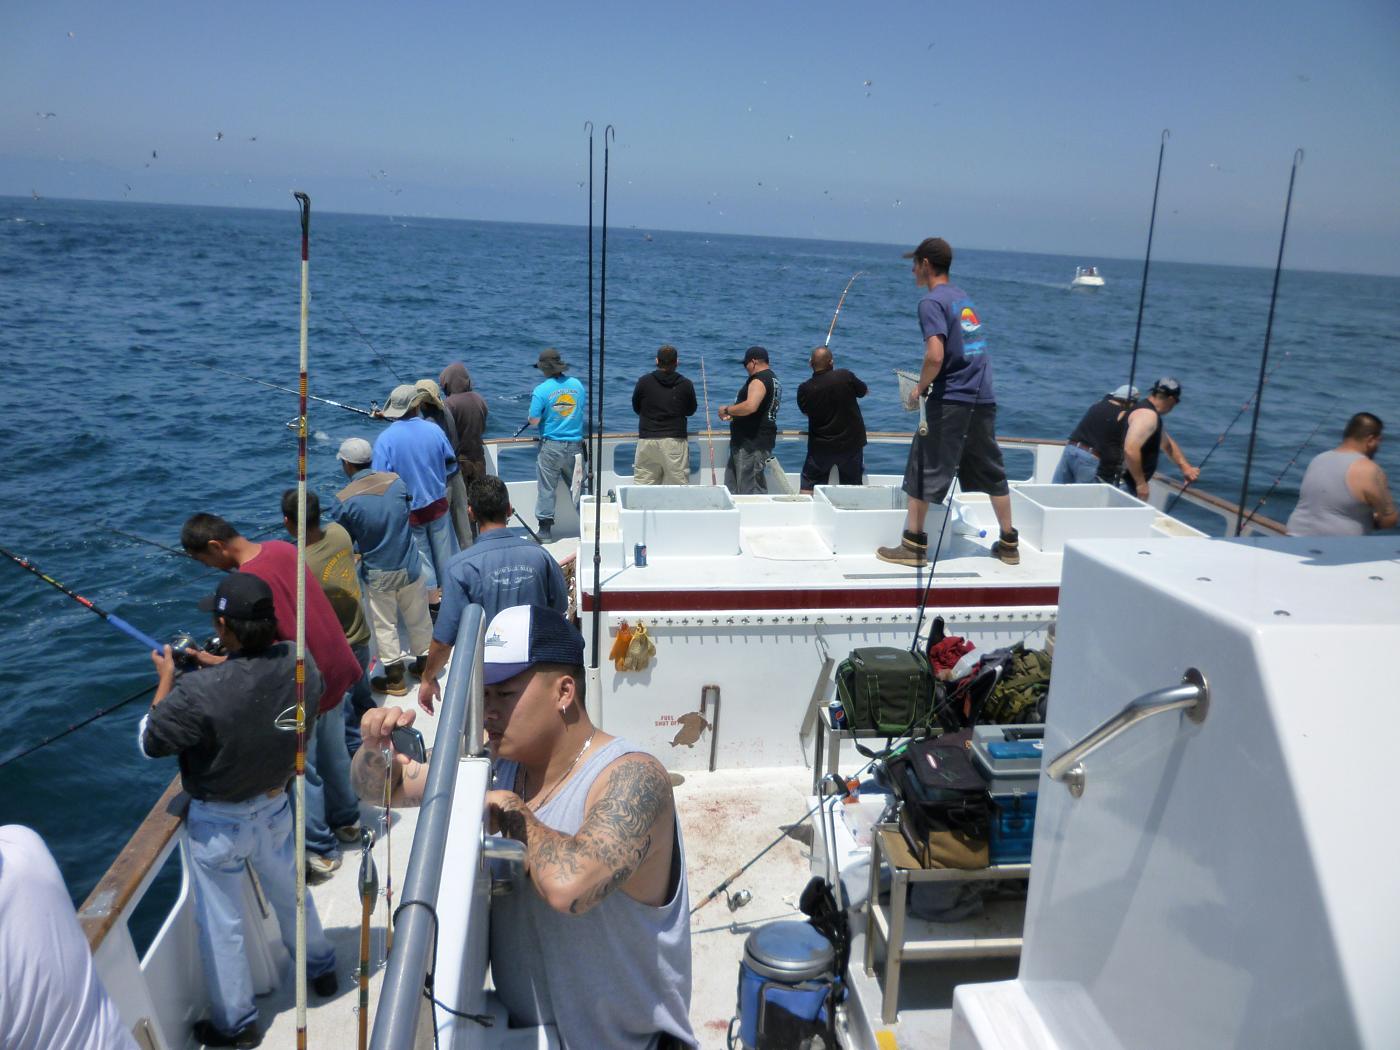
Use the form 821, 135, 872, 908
536, 520, 553, 543
312, 970, 338, 997
193, 1020, 262, 1048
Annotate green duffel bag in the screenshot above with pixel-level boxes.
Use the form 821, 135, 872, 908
835, 646, 937, 735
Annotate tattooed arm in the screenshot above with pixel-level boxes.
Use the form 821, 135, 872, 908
350, 705, 431, 807
486, 753, 675, 916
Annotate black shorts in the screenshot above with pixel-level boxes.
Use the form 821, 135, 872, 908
902, 401, 1009, 503
801, 446, 865, 490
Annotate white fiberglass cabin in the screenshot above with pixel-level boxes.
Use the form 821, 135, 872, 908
1070, 266, 1104, 289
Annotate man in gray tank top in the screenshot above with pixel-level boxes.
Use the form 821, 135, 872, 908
1287, 412, 1397, 536
351, 605, 696, 1049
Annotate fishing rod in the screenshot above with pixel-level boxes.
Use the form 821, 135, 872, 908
108, 526, 198, 561
200, 363, 378, 417
1237, 414, 1328, 534
291, 189, 312, 1048
510, 420, 532, 439
823, 270, 864, 347
357, 830, 378, 1050
1125, 129, 1170, 402
0, 681, 156, 772
1236, 149, 1304, 537
590, 125, 614, 682
1163, 352, 1291, 514
698, 355, 719, 485
586, 121, 595, 469
1, 546, 165, 653
330, 301, 405, 382
512, 510, 544, 544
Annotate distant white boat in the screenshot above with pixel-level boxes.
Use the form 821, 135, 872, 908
1071, 265, 1104, 289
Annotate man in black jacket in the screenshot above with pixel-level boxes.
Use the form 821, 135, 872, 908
631, 344, 698, 485
796, 344, 868, 493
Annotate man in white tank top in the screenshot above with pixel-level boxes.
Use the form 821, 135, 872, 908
353, 605, 696, 1049
1287, 413, 1396, 536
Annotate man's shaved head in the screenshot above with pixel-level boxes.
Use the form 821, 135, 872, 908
810, 345, 833, 372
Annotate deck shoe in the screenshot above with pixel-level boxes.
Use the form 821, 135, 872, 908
875, 538, 927, 568
992, 528, 1021, 566
306, 851, 341, 883
192, 1020, 262, 1048
370, 661, 408, 696
333, 822, 362, 845
311, 970, 338, 998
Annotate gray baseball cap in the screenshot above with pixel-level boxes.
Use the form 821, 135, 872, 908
336, 437, 373, 465
381, 384, 419, 419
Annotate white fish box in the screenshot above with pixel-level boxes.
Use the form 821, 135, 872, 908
814, 485, 945, 555
1010, 483, 1156, 554
617, 484, 740, 559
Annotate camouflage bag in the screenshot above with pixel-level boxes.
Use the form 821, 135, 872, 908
979, 646, 1053, 725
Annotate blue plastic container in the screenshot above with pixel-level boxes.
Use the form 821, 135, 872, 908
736, 921, 835, 1049
988, 788, 1037, 864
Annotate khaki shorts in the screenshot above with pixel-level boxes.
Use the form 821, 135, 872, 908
634, 437, 690, 485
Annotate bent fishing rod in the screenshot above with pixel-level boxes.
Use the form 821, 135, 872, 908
1163, 351, 1292, 514
1237, 413, 1328, 534
1236, 148, 1304, 537
1, 547, 165, 652
1125, 129, 1170, 401
698, 355, 719, 485
200, 363, 378, 417
824, 270, 864, 347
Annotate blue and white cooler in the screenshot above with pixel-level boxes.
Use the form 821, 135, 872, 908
970, 725, 1043, 865
733, 920, 838, 1049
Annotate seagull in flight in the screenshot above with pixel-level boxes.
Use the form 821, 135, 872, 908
863, 79, 873, 87
151, 149, 158, 159
35, 111, 56, 119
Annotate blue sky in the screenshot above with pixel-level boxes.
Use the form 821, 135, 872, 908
3, 0, 1398, 274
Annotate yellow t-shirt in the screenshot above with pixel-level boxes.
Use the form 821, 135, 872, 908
305, 522, 370, 647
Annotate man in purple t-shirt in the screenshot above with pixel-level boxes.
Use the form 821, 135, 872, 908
876, 237, 1019, 567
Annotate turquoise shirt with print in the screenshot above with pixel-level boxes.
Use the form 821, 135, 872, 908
530, 376, 586, 441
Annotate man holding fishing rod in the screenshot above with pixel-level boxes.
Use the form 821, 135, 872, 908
351, 604, 697, 1050
878, 237, 1019, 567
527, 348, 586, 543
139, 572, 338, 1048
1120, 377, 1199, 500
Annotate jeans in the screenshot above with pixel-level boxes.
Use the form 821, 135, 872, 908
1052, 444, 1102, 484
343, 643, 377, 757
537, 439, 582, 523
300, 702, 361, 856
187, 793, 335, 1034
725, 445, 772, 494
365, 567, 434, 666
410, 511, 459, 592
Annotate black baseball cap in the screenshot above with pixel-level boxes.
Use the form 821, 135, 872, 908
198, 572, 277, 620
742, 346, 769, 365
1151, 376, 1183, 400
902, 237, 953, 271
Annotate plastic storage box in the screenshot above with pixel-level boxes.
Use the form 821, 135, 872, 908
971, 725, 1043, 865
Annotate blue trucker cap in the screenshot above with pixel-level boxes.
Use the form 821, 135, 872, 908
483, 604, 585, 685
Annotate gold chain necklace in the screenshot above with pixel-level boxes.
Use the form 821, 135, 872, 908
526, 729, 598, 812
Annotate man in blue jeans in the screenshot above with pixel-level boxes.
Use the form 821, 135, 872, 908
373, 383, 460, 608
1053, 385, 1138, 484
141, 573, 337, 1048
527, 348, 586, 542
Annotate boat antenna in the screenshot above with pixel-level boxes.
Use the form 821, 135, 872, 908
1237, 410, 1327, 534
291, 189, 313, 1048
1125, 129, 1170, 402
331, 302, 405, 382
0, 546, 166, 652
698, 355, 719, 485
1235, 148, 1304, 536
586, 121, 595, 469
824, 271, 864, 347
590, 124, 613, 675
199, 363, 379, 417
1163, 351, 1291, 514
0, 680, 156, 771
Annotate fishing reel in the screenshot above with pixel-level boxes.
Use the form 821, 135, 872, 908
169, 631, 225, 671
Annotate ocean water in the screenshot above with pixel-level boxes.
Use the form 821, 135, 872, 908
1, 195, 1397, 911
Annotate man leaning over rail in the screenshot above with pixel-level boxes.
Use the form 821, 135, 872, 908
351, 604, 697, 1050
139, 573, 337, 1049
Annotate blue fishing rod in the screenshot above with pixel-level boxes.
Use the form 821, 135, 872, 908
1, 546, 164, 652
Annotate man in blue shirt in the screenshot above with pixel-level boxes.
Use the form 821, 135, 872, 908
331, 437, 433, 700
416, 475, 569, 714
527, 348, 586, 542
877, 237, 1019, 567
372, 383, 460, 601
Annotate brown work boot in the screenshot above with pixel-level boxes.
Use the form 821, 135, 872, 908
875, 530, 928, 567
991, 528, 1020, 565
371, 661, 408, 696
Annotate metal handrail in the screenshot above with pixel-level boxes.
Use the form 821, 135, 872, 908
1046, 668, 1208, 797
370, 603, 486, 1049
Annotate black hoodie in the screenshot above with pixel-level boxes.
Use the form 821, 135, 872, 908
632, 369, 698, 439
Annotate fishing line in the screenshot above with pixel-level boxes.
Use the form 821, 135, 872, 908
0, 546, 165, 652
330, 301, 405, 382
589, 125, 614, 672
200, 363, 378, 417
1125, 129, 1170, 402
0, 681, 156, 771
698, 355, 719, 485
1236, 148, 1304, 537
1237, 412, 1328, 533
823, 270, 864, 347
1163, 351, 1292, 515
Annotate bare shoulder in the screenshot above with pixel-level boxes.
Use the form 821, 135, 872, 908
589, 751, 673, 818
